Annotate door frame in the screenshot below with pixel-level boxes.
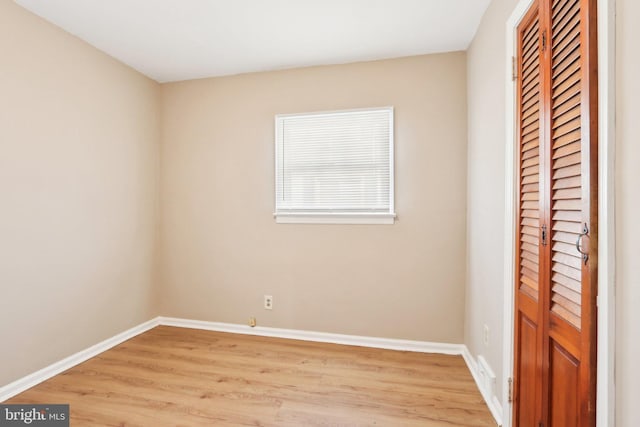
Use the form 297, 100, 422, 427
502, 0, 616, 425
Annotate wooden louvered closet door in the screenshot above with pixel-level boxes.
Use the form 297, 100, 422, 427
513, 0, 597, 426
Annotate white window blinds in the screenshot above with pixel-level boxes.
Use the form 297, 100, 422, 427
275, 107, 395, 224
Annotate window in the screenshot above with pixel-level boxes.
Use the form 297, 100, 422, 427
275, 107, 395, 224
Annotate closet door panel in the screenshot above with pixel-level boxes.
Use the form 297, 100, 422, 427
545, 0, 598, 425
549, 341, 580, 426
518, 314, 539, 427
513, 2, 543, 425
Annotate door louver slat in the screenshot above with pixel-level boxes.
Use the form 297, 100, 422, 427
549, 0, 583, 330
517, 10, 542, 302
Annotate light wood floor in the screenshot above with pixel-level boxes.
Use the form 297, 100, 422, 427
7, 326, 496, 426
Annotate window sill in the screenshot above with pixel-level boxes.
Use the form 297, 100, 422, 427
274, 212, 396, 225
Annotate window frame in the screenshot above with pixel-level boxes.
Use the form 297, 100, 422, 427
274, 106, 396, 224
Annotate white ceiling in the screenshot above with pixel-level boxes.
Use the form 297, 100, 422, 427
14, 0, 491, 83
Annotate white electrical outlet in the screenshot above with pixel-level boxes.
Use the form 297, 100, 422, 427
483, 324, 489, 346
264, 295, 273, 310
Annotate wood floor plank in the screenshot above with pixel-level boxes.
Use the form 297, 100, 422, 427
6, 326, 496, 426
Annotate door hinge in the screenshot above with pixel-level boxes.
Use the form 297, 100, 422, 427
508, 377, 514, 403
539, 422, 545, 427
512, 56, 517, 81
542, 224, 548, 246
542, 30, 547, 51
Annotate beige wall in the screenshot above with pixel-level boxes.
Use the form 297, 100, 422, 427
0, 2, 160, 386
616, 0, 639, 424
159, 53, 468, 343
465, 0, 519, 401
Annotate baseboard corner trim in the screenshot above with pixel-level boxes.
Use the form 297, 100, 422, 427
462, 346, 504, 426
0, 317, 160, 402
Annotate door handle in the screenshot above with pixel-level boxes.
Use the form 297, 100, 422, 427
575, 223, 589, 264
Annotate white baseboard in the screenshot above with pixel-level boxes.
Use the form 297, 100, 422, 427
158, 317, 465, 354
0, 318, 160, 402
462, 347, 504, 426
1, 316, 503, 427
